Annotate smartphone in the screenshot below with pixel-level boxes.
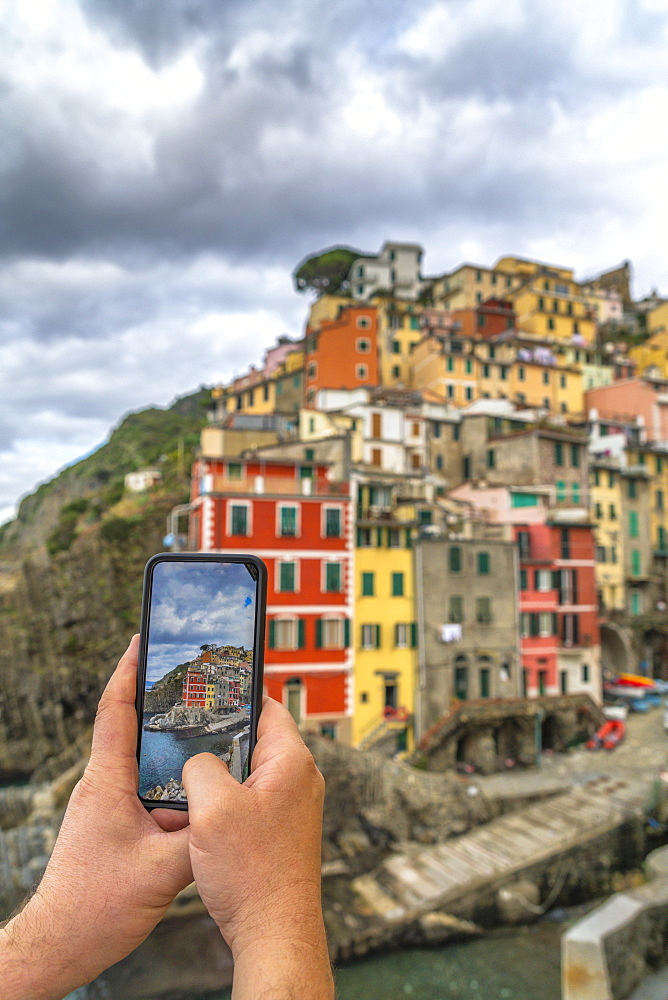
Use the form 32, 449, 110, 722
135, 552, 267, 809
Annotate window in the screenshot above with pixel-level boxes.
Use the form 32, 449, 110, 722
483, 363, 490, 377
447, 356, 455, 372
543, 371, 550, 385
324, 562, 342, 592
477, 552, 490, 574
307, 362, 317, 379
392, 365, 401, 378
449, 595, 464, 622
230, 504, 249, 536
630, 591, 641, 616
324, 508, 342, 538
447, 385, 455, 399
631, 549, 641, 576
562, 613, 580, 646
518, 365, 525, 381
357, 527, 372, 547
571, 482, 580, 503
361, 624, 381, 649
560, 528, 571, 559
658, 456, 664, 474
596, 546, 606, 563
356, 338, 370, 353
658, 490, 665, 511
595, 502, 603, 519
556, 481, 567, 502
555, 441, 564, 466
609, 503, 617, 520
392, 339, 401, 354
356, 364, 368, 379
535, 569, 551, 591
449, 546, 461, 573
608, 471, 615, 488
278, 562, 296, 593
394, 623, 409, 648
227, 462, 242, 480
391, 572, 404, 596
519, 569, 528, 591
361, 572, 374, 596
317, 618, 347, 650
560, 374, 566, 389
465, 358, 473, 374
465, 386, 473, 401
476, 597, 492, 623
388, 528, 401, 548
629, 511, 639, 538
279, 505, 298, 537
269, 618, 302, 651
582, 663, 590, 684
517, 530, 531, 559
486, 448, 495, 469
539, 612, 554, 637
547, 317, 555, 330
571, 445, 580, 468
356, 315, 370, 328
628, 479, 636, 499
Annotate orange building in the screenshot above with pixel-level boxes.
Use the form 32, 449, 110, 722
304, 305, 378, 405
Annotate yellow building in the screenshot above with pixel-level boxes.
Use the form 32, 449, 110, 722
497, 257, 597, 345
590, 461, 625, 612
371, 296, 425, 387
508, 360, 584, 417
353, 495, 417, 751
205, 680, 216, 710
430, 262, 519, 310
306, 293, 353, 331
629, 329, 668, 380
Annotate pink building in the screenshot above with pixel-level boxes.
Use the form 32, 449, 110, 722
585, 377, 668, 443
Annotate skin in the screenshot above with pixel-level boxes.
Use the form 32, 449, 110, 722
0, 636, 334, 1000
183, 698, 334, 1000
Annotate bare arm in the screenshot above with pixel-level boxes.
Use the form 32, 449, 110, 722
0, 636, 193, 1000
182, 697, 334, 1000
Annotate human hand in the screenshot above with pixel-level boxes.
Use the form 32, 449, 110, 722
0, 635, 193, 1000
182, 697, 334, 999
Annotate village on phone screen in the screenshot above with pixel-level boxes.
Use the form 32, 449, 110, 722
139, 561, 256, 801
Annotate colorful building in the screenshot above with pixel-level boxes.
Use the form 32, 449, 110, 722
189, 450, 354, 742
304, 304, 379, 405
182, 667, 207, 708
353, 484, 418, 750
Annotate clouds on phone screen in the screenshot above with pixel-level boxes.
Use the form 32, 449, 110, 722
146, 562, 256, 683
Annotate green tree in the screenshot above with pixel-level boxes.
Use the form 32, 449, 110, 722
292, 246, 366, 296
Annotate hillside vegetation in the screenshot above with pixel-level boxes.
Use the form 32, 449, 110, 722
0, 387, 212, 556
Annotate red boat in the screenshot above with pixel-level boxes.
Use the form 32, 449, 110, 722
586, 719, 625, 751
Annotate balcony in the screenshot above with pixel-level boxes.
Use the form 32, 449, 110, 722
204, 475, 349, 498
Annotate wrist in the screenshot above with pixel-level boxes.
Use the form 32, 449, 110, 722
231, 924, 334, 1000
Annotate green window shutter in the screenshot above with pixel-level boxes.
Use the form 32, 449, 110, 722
315, 619, 323, 648
629, 511, 639, 538
555, 442, 563, 466
477, 552, 490, 574
375, 624, 381, 648
449, 546, 461, 572
556, 481, 566, 501
362, 572, 374, 596
297, 619, 305, 649
268, 620, 276, 649
519, 569, 527, 590
343, 618, 350, 647
632, 549, 641, 576
410, 622, 417, 648
326, 563, 341, 592
376, 527, 383, 547
392, 572, 404, 596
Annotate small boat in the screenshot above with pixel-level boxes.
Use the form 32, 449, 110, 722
618, 673, 656, 689
586, 719, 625, 750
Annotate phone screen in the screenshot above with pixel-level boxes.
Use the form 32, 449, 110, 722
136, 554, 266, 807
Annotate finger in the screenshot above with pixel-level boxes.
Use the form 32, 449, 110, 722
150, 808, 190, 832
89, 635, 141, 772
182, 752, 240, 817
251, 697, 308, 771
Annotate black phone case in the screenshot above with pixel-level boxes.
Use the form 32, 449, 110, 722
135, 551, 267, 810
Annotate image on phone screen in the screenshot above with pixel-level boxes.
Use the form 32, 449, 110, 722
138, 557, 262, 805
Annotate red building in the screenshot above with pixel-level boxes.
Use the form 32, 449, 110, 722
189, 453, 354, 742
182, 667, 207, 708
515, 519, 600, 700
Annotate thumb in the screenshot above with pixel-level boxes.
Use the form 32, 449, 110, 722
182, 752, 243, 820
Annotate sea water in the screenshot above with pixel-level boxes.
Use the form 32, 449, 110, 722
187, 920, 564, 1000
139, 726, 234, 792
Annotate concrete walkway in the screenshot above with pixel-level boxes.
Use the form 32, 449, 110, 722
352, 775, 645, 925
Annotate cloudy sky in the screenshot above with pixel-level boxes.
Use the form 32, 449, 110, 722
145, 559, 257, 683
3, 0, 668, 524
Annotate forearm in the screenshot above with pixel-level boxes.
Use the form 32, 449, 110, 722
0, 903, 84, 1000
